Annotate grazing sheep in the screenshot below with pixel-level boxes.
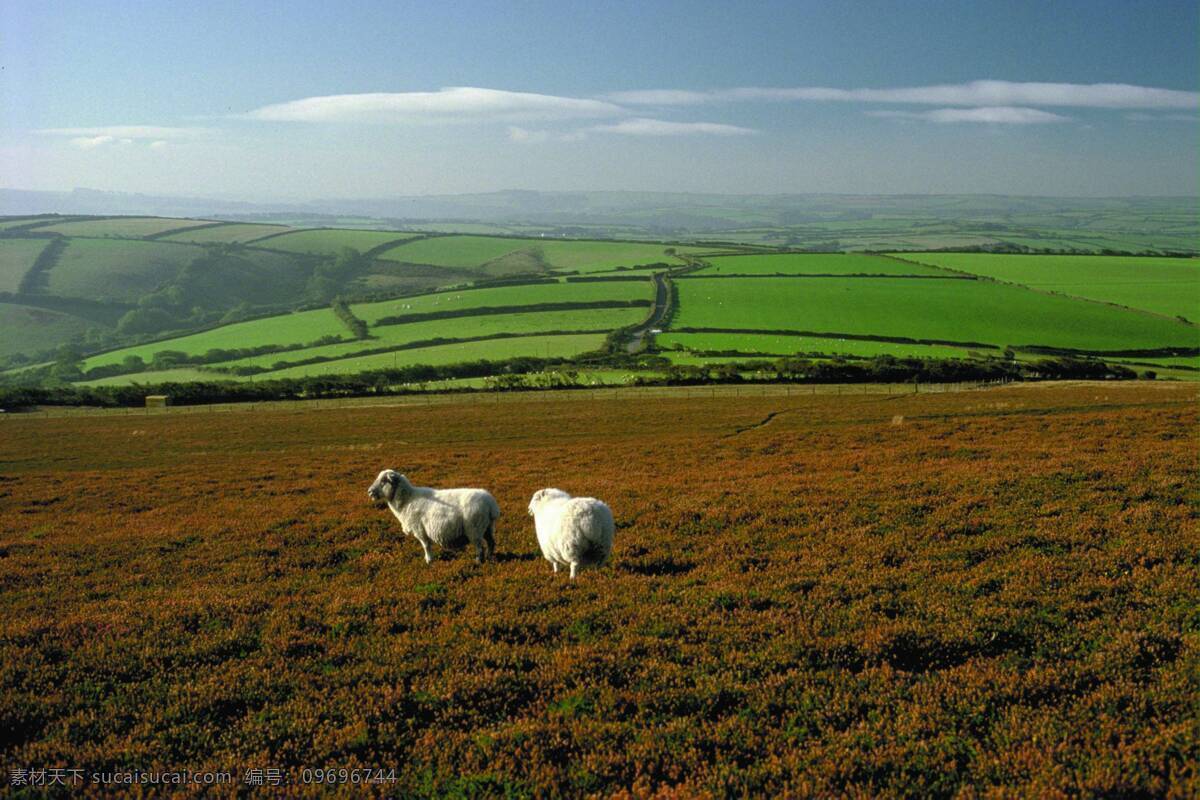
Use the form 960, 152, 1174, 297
433, 486, 501, 559
368, 470, 498, 564
527, 488, 615, 579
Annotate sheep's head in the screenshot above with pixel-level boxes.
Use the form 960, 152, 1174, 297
528, 488, 570, 516
368, 469, 409, 505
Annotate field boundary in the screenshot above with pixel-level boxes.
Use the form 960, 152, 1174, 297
3, 380, 1019, 418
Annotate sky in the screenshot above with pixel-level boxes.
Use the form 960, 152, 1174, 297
2, 0, 1198, 199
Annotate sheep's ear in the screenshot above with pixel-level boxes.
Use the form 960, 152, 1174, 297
391, 473, 409, 502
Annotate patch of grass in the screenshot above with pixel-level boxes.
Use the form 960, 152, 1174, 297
0, 238, 52, 293
81, 308, 347, 369
258, 333, 609, 379
46, 239, 205, 302
379, 236, 707, 273
352, 280, 652, 324
159, 223, 294, 244
889, 253, 1200, 320
254, 228, 421, 254
695, 252, 948, 276
671, 276, 1197, 352
0, 303, 95, 360
24, 217, 214, 238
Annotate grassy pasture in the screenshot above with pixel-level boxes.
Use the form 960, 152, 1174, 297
351, 279, 652, 324
0, 303, 95, 359
0, 216, 58, 231
23, 216, 214, 238
379, 235, 700, 273
260, 333, 609, 378
695, 253, 949, 276
215, 307, 645, 370
889, 253, 1200, 320
0, 385, 1194, 796
0, 238, 50, 293
47, 239, 204, 302
257, 228, 421, 254
160, 223, 294, 244
78, 367, 227, 387
657, 331, 983, 361
82, 308, 348, 370
671, 276, 1198, 353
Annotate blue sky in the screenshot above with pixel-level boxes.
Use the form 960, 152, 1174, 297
3, 0, 1198, 198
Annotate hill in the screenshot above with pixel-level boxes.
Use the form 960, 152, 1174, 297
1, 214, 1197, 388
2, 384, 1195, 796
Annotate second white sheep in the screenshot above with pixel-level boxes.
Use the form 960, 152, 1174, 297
527, 488, 614, 579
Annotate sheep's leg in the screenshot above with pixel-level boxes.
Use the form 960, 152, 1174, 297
483, 523, 496, 560
472, 537, 484, 565
414, 533, 434, 565
551, 562, 559, 573
569, 563, 578, 580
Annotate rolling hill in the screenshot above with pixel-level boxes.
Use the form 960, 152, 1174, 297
1, 214, 1196, 389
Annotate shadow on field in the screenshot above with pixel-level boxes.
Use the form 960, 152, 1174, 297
493, 552, 538, 563
620, 556, 696, 576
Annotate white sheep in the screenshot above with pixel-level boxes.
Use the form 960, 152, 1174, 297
527, 488, 615, 579
368, 470, 499, 564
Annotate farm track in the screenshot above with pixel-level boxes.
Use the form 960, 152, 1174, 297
625, 272, 670, 353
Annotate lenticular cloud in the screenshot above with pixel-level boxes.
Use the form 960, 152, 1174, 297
246, 87, 625, 123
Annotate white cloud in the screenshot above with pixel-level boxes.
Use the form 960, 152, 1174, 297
605, 89, 712, 106
39, 125, 202, 139
614, 80, 1200, 109
246, 87, 624, 123
588, 118, 756, 136
867, 106, 1071, 124
43, 125, 202, 150
68, 135, 116, 149
508, 126, 549, 143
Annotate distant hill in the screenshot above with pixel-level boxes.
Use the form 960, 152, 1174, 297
3, 189, 1196, 251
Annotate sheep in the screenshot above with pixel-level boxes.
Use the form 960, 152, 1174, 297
367, 470, 499, 564
527, 488, 615, 579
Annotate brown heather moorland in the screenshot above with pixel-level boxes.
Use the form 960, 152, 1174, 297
0, 383, 1197, 797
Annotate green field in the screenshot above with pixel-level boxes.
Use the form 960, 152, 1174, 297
379, 235, 699, 273
0, 216, 60, 231
159, 223, 294, 244
46, 239, 204, 302
657, 331, 983, 361
78, 367, 228, 387
695, 253, 948, 276
3, 205, 1197, 386
213, 307, 645, 370
0, 238, 51, 292
24, 217, 213, 238
82, 308, 347, 370
351, 279, 652, 324
671, 277, 1197, 353
0, 303, 95, 360
257, 228, 421, 254
888, 253, 1200, 320
259, 333, 608, 379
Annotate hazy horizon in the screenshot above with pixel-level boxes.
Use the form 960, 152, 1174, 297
3, 1, 1198, 199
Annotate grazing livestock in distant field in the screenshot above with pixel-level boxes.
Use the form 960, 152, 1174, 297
528, 488, 614, 579
368, 470, 499, 564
